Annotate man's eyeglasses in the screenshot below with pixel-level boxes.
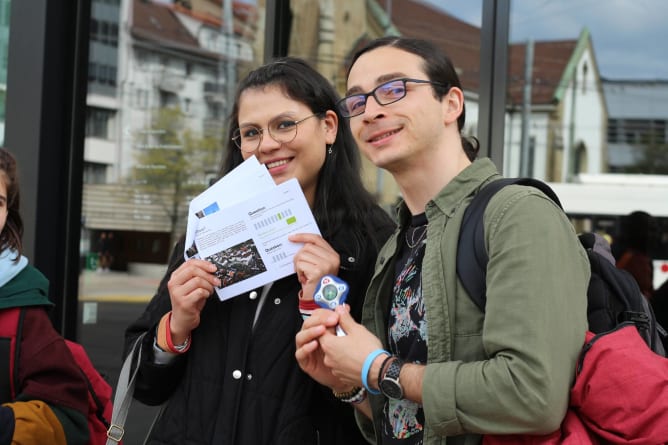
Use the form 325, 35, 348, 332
232, 113, 323, 153
336, 78, 449, 118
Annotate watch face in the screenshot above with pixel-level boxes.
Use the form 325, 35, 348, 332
380, 359, 403, 399
380, 378, 403, 399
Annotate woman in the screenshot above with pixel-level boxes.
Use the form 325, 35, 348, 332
125, 57, 395, 444
0, 148, 89, 444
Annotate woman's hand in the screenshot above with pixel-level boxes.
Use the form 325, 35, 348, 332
289, 233, 340, 300
167, 259, 220, 343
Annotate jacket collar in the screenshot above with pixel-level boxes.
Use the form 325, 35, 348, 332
0, 264, 52, 310
395, 157, 501, 226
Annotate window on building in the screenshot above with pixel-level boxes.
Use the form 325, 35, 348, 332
86, 107, 115, 139
582, 62, 588, 94
83, 161, 107, 184
159, 91, 179, 109
90, 18, 98, 41
607, 119, 619, 143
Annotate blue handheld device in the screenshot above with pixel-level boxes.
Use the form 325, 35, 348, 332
313, 275, 349, 335
313, 275, 349, 309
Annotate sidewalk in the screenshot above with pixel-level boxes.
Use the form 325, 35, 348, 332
78, 269, 162, 303
77, 269, 165, 443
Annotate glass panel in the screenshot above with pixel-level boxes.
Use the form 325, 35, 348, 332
0, 0, 10, 144
78, 0, 265, 440
507, 0, 668, 290
72, 1, 668, 439
294, 0, 483, 211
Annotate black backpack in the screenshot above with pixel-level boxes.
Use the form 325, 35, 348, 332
456, 177, 668, 356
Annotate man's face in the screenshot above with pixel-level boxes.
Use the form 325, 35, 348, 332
345, 46, 448, 172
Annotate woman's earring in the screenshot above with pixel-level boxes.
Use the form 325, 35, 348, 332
327, 144, 333, 155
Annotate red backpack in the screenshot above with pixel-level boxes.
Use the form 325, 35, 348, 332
0, 307, 114, 445
482, 325, 668, 445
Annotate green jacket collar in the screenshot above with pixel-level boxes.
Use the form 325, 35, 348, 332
394, 157, 501, 226
0, 264, 52, 310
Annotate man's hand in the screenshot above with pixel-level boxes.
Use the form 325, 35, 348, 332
295, 308, 350, 391
318, 306, 385, 389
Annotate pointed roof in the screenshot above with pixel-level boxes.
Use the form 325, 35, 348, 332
132, 0, 201, 51
377, 0, 482, 92
131, 0, 258, 60
507, 39, 579, 106
374, 0, 584, 106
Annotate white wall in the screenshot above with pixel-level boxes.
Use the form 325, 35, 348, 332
559, 47, 606, 177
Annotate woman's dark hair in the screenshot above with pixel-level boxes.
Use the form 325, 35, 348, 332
347, 36, 479, 161
0, 148, 23, 258
222, 57, 392, 255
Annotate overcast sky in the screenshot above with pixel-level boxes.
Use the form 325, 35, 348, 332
419, 0, 668, 80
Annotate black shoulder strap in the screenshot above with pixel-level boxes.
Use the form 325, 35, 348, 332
457, 178, 562, 312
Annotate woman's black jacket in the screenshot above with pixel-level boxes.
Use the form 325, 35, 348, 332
124, 206, 394, 445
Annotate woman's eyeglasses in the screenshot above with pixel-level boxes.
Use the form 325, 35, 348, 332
232, 113, 323, 153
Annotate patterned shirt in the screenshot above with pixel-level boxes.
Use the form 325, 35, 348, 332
382, 213, 428, 444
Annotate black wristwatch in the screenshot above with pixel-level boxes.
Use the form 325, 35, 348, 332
379, 357, 404, 399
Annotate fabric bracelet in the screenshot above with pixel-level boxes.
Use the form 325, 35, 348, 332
298, 291, 321, 320
165, 312, 191, 354
361, 349, 389, 395
298, 295, 320, 312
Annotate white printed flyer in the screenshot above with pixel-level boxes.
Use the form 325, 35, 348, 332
184, 156, 275, 260
185, 163, 320, 301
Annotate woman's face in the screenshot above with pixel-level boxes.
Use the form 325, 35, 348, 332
0, 174, 7, 235
236, 85, 337, 207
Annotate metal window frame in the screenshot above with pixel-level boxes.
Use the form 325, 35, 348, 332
5, 0, 90, 338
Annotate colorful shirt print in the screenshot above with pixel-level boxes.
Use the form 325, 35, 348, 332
382, 213, 428, 445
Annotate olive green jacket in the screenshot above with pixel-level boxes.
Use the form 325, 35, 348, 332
356, 158, 589, 445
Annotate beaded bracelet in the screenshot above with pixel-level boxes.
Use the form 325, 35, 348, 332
342, 387, 367, 404
333, 386, 362, 400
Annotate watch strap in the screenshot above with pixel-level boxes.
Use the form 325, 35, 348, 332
377, 354, 396, 391
380, 357, 404, 399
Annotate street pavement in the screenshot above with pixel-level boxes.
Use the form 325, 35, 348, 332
79, 268, 161, 303
77, 269, 164, 444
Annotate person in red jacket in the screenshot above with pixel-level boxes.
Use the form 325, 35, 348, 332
0, 148, 89, 445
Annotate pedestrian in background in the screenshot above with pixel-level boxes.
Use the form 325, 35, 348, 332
0, 148, 89, 444
124, 57, 395, 444
615, 210, 658, 298
97, 231, 110, 272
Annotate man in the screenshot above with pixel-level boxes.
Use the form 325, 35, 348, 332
296, 37, 589, 444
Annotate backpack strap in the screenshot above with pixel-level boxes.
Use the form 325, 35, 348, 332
0, 307, 26, 403
457, 177, 562, 312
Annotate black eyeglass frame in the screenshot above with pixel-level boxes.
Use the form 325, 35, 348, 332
337, 78, 450, 118
231, 112, 325, 153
